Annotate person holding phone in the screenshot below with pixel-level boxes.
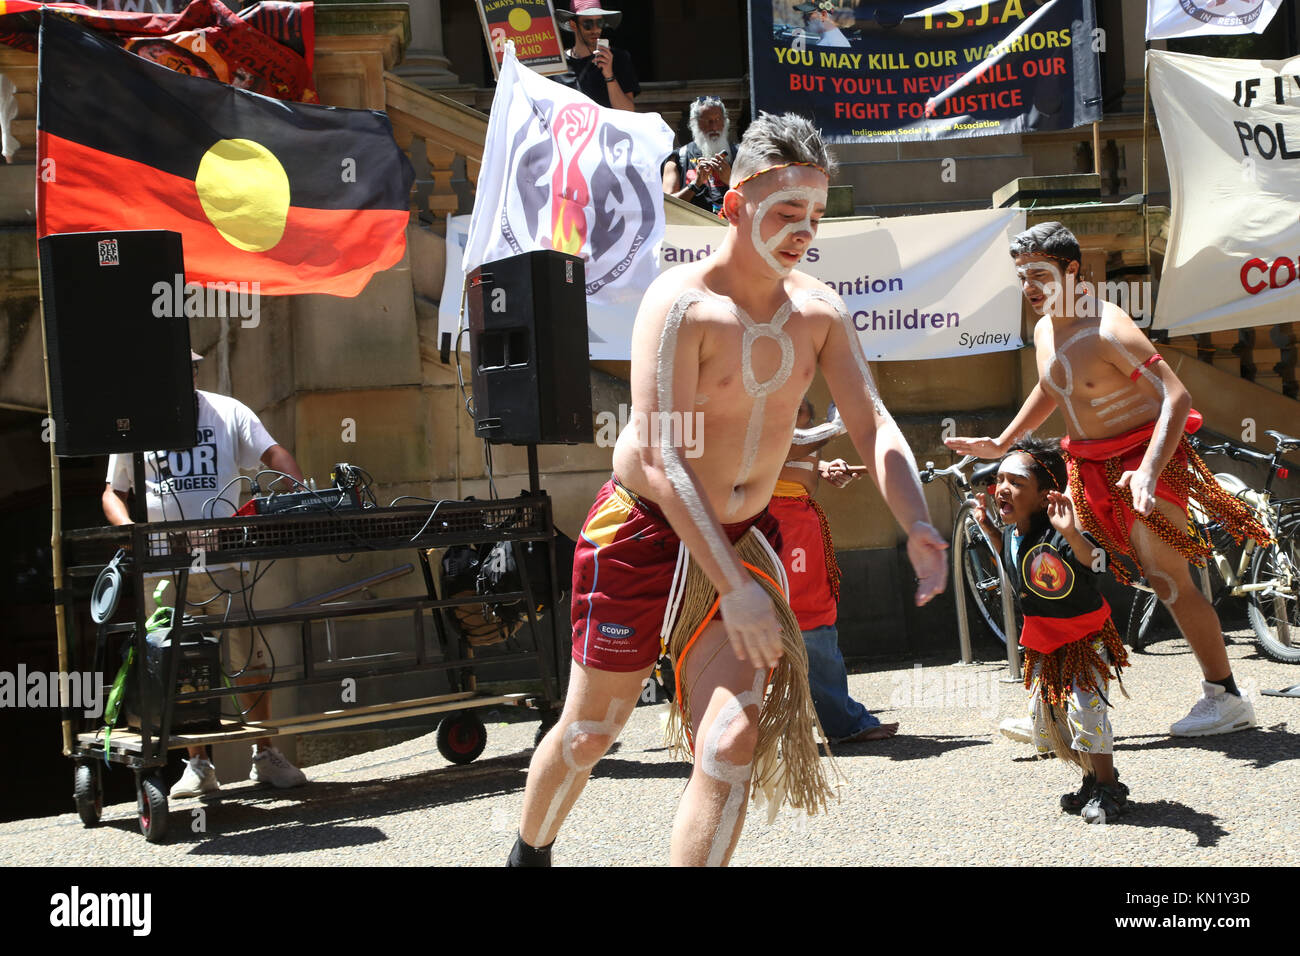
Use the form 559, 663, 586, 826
554, 1, 638, 111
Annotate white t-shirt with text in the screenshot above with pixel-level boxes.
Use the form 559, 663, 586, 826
105, 390, 275, 523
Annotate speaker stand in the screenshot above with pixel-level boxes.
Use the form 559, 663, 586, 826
527, 444, 540, 495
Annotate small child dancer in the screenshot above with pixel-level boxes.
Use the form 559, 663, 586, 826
974, 437, 1131, 823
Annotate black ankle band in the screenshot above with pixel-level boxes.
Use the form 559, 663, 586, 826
1209, 675, 1240, 698
507, 833, 553, 867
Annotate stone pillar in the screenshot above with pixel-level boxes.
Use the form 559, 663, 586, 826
395, 0, 459, 89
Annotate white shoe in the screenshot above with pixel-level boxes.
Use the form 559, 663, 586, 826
170, 757, 220, 798
249, 745, 307, 788
1170, 681, 1258, 737
998, 716, 1034, 744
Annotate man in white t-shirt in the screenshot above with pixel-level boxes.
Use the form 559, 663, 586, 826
102, 351, 309, 797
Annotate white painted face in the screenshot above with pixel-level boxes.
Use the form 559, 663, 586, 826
740, 168, 828, 277
997, 456, 1035, 481
1013, 253, 1065, 315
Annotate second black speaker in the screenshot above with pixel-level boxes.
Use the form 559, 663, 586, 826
467, 250, 593, 445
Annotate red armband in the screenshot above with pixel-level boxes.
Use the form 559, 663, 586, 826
1130, 353, 1163, 382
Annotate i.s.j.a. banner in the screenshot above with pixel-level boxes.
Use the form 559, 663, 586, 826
750, 0, 1101, 143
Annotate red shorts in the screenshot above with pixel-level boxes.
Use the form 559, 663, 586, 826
571, 478, 779, 673
767, 494, 836, 631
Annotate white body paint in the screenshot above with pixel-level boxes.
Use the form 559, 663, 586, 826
698, 670, 765, 867
535, 698, 628, 843
750, 186, 827, 277
726, 298, 797, 515
791, 404, 846, 446
998, 458, 1035, 480
657, 290, 746, 591
783, 459, 816, 471
1044, 326, 1168, 443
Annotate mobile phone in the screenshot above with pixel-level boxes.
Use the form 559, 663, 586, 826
597, 38, 609, 49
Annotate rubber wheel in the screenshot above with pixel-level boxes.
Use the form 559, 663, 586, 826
73, 762, 102, 827
437, 711, 487, 764
136, 775, 169, 844
957, 508, 1015, 645
1246, 532, 1300, 664
1125, 589, 1161, 653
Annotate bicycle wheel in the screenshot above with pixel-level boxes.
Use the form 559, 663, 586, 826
1125, 587, 1161, 652
1246, 516, 1300, 664
956, 507, 1011, 645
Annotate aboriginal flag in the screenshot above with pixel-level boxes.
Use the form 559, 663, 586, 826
36, 12, 414, 297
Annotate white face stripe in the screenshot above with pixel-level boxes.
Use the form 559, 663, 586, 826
998, 457, 1035, 481
750, 186, 826, 276
659, 291, 746, 591
534, 697, 629, 845
1017, 260, 1063, 299
698, 670, 764, 867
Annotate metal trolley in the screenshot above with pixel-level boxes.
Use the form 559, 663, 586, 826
62, 493, 566, 843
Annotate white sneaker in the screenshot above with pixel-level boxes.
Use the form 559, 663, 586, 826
998, 716, 1034, 744
249, 745, 307, 788
170, 757, 220, 798
1170, 681, 1258, 737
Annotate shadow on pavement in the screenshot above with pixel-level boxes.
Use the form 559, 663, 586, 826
104, 749, 540, 856
1114, 799, 1229, 848
1118, 723, 1297, 770
829, 734, 992, 761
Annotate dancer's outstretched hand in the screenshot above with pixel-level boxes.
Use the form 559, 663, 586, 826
943, 435, 1003, 459
908, 520, 949, 606
719, 580, 784, 671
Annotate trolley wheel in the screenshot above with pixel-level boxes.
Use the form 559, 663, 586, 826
437, 710, 487, 764
135, 774, 169, 844
73, 762, 103, 827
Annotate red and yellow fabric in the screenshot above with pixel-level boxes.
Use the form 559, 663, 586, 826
1061, 409, 1271, 586
35, 13, 412, 298
1, 1, 315, 101
769, 481, 840, 630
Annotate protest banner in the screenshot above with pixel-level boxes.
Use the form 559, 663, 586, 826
751, 0, 1101, 143
1146, 0, 1282, 41
1150, 48, 1300, 336
445, 207, 1025, 362
475, 0, 566, 77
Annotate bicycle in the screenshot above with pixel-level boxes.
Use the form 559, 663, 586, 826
1125, 428, 1300, 664
919, 455, 1020, 647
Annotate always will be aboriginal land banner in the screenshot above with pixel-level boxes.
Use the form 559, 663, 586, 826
752, 0, 1102, 143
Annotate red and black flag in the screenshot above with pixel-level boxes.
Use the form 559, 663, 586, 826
36, 12, 414, 297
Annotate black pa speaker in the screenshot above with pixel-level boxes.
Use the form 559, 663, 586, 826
39, 230, 196, 457
467, 250, 593, 445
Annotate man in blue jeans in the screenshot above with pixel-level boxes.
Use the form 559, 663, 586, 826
769, 398, 898, 743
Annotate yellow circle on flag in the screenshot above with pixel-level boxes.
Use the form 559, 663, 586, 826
508, 8, 532, 31
195, 139, 290, 252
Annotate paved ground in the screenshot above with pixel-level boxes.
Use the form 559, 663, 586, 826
3, 627, 1297, 866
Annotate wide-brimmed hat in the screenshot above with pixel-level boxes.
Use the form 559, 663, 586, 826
556, 1, 622, 31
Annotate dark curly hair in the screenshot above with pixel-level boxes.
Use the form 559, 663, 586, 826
1005, 435, 1067, 494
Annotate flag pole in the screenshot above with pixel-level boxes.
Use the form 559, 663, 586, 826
1142, 51, 1152, 298
37, 261, 74, 757
1092, 120, 1101, 176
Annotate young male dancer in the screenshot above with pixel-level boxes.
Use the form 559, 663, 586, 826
947, 222, 1269, 737
509, 113, 948, 866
